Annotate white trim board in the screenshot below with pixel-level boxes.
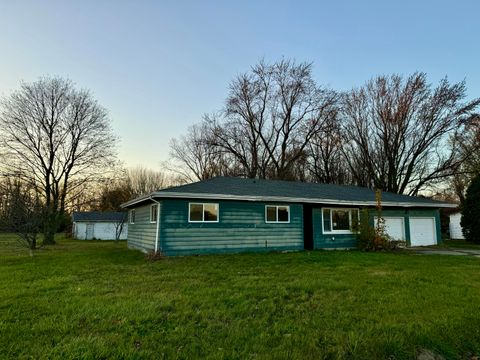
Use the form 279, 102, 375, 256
265, 205, 291, 223
188, 202, 220, 223
122, 191, 455, 209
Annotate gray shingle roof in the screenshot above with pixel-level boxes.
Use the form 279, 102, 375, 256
154, 177, 448, 206
121, 176, 454, 208
72, 211, 127, 223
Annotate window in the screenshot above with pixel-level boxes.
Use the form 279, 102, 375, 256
265, 205, 290, 223
129, 209, 136, 224
150, 204, 158, 223
322, 208, 359, 233
189, 203, 219, 222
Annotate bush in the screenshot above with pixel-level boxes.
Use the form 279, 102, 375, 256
354, 209, 405, 251
461, 173, 480, 243
145, 250, 166, 261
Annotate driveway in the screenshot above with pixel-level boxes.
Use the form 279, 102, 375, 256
411, 247, 480, 257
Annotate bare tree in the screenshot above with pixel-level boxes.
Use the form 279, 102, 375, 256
341, 73, 480, 195
67, 180, 104, 212
0, 77, 117, 244
211, 65, 272, 179
450, 114, 480, 202
307, 112, 350, 184
113, 212, 128, 241
0, 178, 44, 255
169, 121, 234, 182
125, 166, 169, 197
168, 59, 339, 182
213, 59, 339, 180
98, 185, 133, 211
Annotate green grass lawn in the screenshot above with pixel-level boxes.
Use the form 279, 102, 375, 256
443, 239, 480, 250
1, 234, 480, 359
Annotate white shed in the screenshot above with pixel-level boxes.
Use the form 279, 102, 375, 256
72, 211, 128, 240
449, 212, 464, 240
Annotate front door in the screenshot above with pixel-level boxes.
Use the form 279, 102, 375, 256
86, 224, 94, 239
303, 204, 314, 250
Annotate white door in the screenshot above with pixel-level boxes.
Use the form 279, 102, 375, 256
86, 224, 94, 240
375, 217, 405, 241
409, 218, 436, 246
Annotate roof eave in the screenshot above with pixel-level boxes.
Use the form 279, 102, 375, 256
73, 219, 127, 223
121, 194, 156, 208
122, 191, 456, 208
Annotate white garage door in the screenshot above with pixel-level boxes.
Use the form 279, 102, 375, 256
409, 218, 436, 246
375, 217, 405, 241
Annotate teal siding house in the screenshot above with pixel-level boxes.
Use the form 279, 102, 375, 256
121, 177, 454, 256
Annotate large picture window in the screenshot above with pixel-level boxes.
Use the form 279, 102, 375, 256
189, 203, 219, 222
265, 205, 290, 223
322, 208, 359, 233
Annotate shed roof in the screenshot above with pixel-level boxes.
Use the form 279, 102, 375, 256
122, 176, 455, 209
72, 211, 128, 223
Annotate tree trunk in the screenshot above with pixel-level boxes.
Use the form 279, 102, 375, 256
28, 237, 36, 256
43, 211, 57, 245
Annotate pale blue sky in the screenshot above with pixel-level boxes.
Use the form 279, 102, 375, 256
0, 1, 478, 170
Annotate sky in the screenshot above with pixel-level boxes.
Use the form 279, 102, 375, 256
0, 0, 479, 171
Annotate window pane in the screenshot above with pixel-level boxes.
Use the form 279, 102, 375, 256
204, 204, 218, 221
277, 206, 289, 222
323, 209, 331, 232
332, 209, 350, 230
351, 209, 359, 229
151, 205, 157, 222
189, 204, 203, 221
266, 206, 277, 222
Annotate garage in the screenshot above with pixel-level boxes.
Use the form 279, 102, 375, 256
409, 217, 437, 246
375, 217, 405, 241
72, 211, 128, 240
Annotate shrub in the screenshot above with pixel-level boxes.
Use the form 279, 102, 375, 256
461, 173, 480, 243
145, 250, 166, 261
354, 209, 405, 251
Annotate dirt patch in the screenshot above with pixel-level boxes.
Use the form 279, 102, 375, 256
416, 348, 445, 360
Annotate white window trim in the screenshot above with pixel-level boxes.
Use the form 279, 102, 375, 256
188, 202, 219, 223
129, 209, 135, 224
265, 205, 291, 224
322, 208, 359, 234
150, 204, 158, 223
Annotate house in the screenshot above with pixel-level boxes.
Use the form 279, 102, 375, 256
72, 211, 128, 240
449, 212, 464, 239
121, 177, 455, 255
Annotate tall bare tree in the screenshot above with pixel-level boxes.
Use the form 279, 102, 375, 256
341, 73, 480, 195
124, 166, 170, 197
307, 112, 350, 184
450, 114, 480, 202
0, 77, 117, 244
169, 121, 233, 182
212, 59, 339, 180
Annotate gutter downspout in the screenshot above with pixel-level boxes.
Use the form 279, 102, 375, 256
150, 197, 161, 253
